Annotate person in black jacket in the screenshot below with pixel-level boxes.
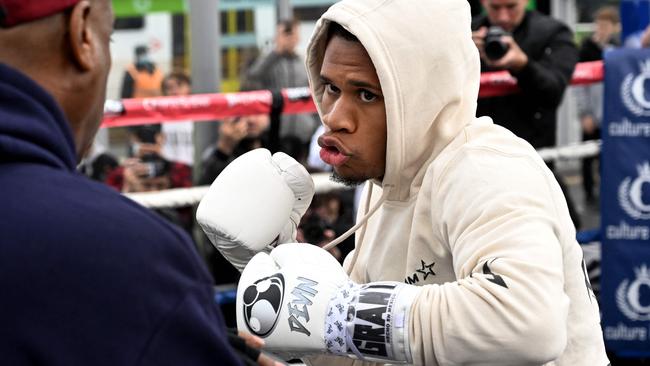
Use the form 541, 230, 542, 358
0, 1, 276, 365
244, 19, 320, 146
199, 114, 270, 186
471, 0, 578, 149
472, 0, 582, 228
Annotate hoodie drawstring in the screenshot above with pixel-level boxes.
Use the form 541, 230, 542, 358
323, 182, 390, 275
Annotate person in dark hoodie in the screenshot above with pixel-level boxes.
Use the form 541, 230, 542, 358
0, 1, 278, 365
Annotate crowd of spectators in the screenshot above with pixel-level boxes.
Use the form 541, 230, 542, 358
75, 5, 650, 363
89, 3, 628, 306
86, 22, 358, 290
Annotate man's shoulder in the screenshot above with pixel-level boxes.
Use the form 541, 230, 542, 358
525, 10, 571, 34
0, 163, 211, 292
430, 122, 543, 181
1, 163, 189, 248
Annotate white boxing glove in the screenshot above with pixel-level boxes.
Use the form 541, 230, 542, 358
237, 244, 420, 363
271, 151, 314, 244
196, 149, 314, 271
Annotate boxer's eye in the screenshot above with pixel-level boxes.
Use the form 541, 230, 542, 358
325, 83, 340, 95
359, 89, 377, 103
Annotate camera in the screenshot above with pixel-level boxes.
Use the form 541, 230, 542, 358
300, 213, 331, 245
484, 26, 510, 60
139, 154, 170, 178
142, 162, 163, 178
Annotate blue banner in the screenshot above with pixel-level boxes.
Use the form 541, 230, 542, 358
601, 48, 650, 356
621, 0, 650, 47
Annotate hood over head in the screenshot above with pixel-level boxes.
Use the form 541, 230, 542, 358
306, 0, 480, 201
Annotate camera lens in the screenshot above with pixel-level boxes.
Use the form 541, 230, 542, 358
484, 26, 510, 60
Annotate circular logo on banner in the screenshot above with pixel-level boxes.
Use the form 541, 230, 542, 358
619, 162, 650, 220
621, 60, 650, 116
617, 265, 650, 321
242, 273, 285, 337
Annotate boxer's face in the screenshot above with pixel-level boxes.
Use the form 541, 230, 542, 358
318, 35, 387, 186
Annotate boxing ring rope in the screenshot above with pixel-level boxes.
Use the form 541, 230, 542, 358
102, 61, 604, 128
104, 61, 605, 209
106, 61, 606, 310
536, 139, 601, 162
125, 140, 602, 209
125, 172, 344, 209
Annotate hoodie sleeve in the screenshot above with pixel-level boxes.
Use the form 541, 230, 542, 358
409, 148, 570, 366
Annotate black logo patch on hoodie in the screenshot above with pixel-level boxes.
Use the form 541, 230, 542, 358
404, 259, 436, 284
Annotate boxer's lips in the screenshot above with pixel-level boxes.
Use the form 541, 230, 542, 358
318, 136, 351, 167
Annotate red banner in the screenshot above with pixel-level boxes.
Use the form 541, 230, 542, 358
102, 90, 273, 128
101, 61, 604, 128
477, 60, 604, 98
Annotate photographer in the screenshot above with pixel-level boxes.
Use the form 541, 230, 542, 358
199, 114, 269, 186
471, 0, 578, 150
107, 125, 192, 192
106, 125, 193, 231
296, 191, 359, 263
471, 0, 582, 229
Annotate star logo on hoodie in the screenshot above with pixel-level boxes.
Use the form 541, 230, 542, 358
416, 260, 436, 280
405, 259, 436, 284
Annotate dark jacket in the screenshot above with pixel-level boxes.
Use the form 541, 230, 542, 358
579, 34, 620, 63
472, 11, 579, 148
199, 135, 268, 186
244, 51, 319, 143
0, 63, 241, 366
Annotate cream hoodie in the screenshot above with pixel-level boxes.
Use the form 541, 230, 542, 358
304, 0, 609, 365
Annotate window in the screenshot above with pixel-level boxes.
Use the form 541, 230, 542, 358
114, 16, 145, 30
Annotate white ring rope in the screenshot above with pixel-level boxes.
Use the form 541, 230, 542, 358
125, 186, 211, 210
536, 139, 601, 162
125, 172, 347, 208
124, 140, 602, 209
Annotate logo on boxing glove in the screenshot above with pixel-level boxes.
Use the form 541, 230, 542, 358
287, 277, 319, 336
242, 274, 285, 337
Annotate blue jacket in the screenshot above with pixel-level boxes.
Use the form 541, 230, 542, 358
0, 63, 242, 366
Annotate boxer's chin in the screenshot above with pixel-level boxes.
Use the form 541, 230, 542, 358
330, 171, 366, 187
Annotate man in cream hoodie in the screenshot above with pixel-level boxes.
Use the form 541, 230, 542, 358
198, 0, 610, 364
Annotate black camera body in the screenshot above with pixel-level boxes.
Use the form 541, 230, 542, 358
484, 26, 510, 60
300, 212, 334, 245
140, 154, 170, 178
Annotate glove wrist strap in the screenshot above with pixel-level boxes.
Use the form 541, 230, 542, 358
325, 281, 420, 364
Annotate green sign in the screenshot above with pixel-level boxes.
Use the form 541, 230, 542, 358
219, 0, 274, 11
112, 0, 187, 17
527, 0, 536, 10
113, 0, 279, 16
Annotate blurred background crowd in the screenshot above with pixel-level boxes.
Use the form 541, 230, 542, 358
79, 1, 648, 362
